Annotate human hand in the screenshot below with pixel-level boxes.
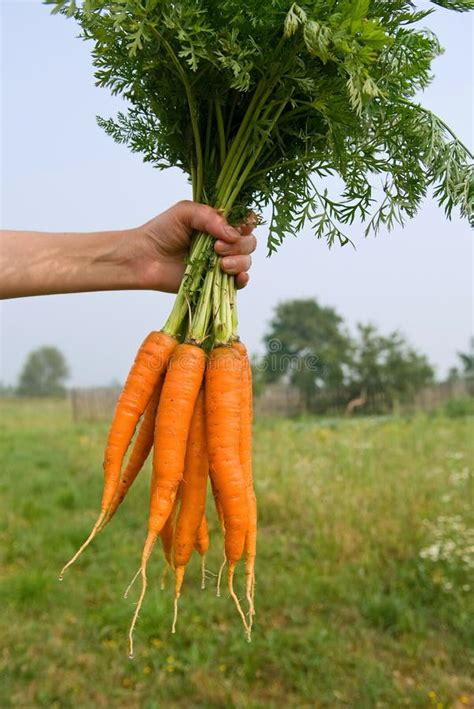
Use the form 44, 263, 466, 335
131, 200, 257, 293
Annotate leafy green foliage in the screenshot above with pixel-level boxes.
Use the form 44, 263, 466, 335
262, 298, 353, 403
348, 322, 434, 406
450, 337, 474, 393
17, 346, 69, 397
260, 298, 434, 411
46, 0, 473, 252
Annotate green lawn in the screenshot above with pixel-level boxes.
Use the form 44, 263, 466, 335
0, 399, 472, 708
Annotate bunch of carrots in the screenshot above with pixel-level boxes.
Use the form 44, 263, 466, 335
59, 245, 256, 655
51, 0, 474, 657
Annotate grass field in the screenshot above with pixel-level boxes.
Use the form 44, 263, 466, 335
0, 399, 473, 708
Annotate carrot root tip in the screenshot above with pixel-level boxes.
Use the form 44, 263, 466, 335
59, 509, 106, 579
245, 568, 256, 619
128, 533, 156, 658
124, 567, 141, 599
228, 563, 249, 636
200, 555, 207, 590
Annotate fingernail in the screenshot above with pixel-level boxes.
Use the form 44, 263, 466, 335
224, 225, 239, 241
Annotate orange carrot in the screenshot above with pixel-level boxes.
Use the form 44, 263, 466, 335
194, 514, 209, 557
171, 389, 208, 631
194, 514, 210, 590
210, 476, 226, 597
210, 476, 225, 533
205, 346, 249, 632
233, 340, 257, 627
104, 383, 161, 526
60, 331, 177, 579
128, 342, 205, 656
159, 490, 181, 589
160, 494, 179, 569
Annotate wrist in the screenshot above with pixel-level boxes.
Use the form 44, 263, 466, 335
103, 226, 149, 290
122, 222, 185, 293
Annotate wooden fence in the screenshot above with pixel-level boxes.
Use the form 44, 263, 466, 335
69, 378, 472, 422
70, 387, 121, 423
411, 379, 470, 413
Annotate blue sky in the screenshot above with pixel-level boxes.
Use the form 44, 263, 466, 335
0, 1, 472, 386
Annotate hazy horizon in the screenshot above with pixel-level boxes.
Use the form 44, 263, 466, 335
1, 1, 472, 387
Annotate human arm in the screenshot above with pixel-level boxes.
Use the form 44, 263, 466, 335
0, 200, 256, 299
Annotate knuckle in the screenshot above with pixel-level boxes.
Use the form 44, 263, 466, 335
175, 199, 192, 209
243, 235, 256, 254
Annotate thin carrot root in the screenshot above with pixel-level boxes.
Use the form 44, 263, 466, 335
128, 532, 155, 659
228, 563, 250, 640
216, 556, 226, 597
200, 555, 207, 590
97, 514, 109, 534
160, 564, 169, 591
171, 594, 180, 635
171, 567, 185, 634
124, 567, 141, 599
251, 573, 256, 615
245, 572, 255, 619
58, 510, 106, 580
245, 568, 256, 635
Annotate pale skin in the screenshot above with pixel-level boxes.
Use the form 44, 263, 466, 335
0, 200, 257, 300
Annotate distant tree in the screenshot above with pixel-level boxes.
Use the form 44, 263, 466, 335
457, 337, 474, 387
262, 299, 352, 407
447, 366, 460, 382
250, 354, 266, 398
349, 324, 434, 410
0, 382, 15, 398
17, 346, 70, 397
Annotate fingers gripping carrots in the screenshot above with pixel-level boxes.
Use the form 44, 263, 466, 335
59, 331, 177, 579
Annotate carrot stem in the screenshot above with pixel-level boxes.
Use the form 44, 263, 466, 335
187, 267, 215, 343
163, 231, 211, 337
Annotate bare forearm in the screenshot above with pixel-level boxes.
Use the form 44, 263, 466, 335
0, 228, 142, 299
0, 202, 256, 299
